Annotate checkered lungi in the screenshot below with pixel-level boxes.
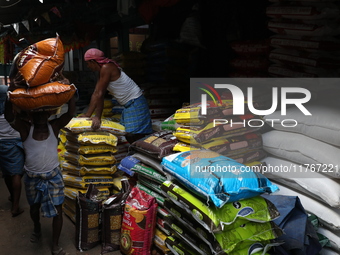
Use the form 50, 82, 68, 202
120, 95, 153, 134
24, 166, 65, 218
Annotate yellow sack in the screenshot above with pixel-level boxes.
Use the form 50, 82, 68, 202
65, 141, 117, 155
64, 151, 116, 166
65, 131, 118, 147
61, 161, 117, 176
173, 142, 200, 152
154, 228, 170, 253
174, 99, 235, 124
65, 117, 126, 136
63, 174, 114, 189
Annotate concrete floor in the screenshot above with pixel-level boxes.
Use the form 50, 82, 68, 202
0, 176, 122, 255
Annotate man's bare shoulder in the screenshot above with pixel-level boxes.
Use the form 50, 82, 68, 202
102, 63, 120, 81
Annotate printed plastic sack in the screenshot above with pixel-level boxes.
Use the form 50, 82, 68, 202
163, 217, 213, 255
136, 183, 166, 207
120, 186, 158, 255
153, 228, 171, 254
163, 199, 224, 254
130, 130, 178, 159
63, 174, 114, 189
8, 82, 76, 111
161, 150, 278, 208
173, 142, 200, 152
174, 100, 235, 125
161, 181, 280, 233
101, 177, 131, 254
174, 114, 261, 145
65, 117, 126, 136
13, 35, 65, 87
65, 141, 118, 155
200, 132, 263, 156
61, 161, 117, 176
214, 221, 283, 254
165, 236, 201, 255
76, 184, 103, 251
65, 131, 118, 147
64, 151, 116, 166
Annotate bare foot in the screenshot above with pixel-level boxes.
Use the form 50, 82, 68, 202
11, 209, 24, 217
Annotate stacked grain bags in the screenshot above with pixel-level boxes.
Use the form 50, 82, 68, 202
228, 39, 271, 78
262, 100, 340, 252
160, 149, 282, 254
8, 34, 76, 112
171, 97, 267, 167
60, 117, 126, 222
117, 130, 178, 254
266, 0, 340, 77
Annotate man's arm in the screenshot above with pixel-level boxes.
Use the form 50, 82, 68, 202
4, 99, 30, 140
85, 64, 115, 130
51, 93, 77, 132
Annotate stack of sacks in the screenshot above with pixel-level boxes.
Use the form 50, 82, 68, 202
266, 0, 340, 77
8, 34, 76, 111
117, 130, 179, 254
114, 51, 147, 84
228, 39, 271, 78
160, 150, 282, 254
261, 101, 340, 252
59, 117, 126, 221
172, 98, 267, 167
139, 83, 183, 127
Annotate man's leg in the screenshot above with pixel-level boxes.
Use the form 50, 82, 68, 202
30, 203, 41, 243
10, 174, 23, 216
4, 175, 13, 200
52, 205, 68, 255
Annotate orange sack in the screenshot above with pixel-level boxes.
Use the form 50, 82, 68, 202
8, 82, 76, 111
14, 35, 65, 87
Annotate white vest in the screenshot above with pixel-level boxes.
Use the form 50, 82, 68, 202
107, 71, 142, 106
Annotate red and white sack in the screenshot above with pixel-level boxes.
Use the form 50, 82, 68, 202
14, 34, 65, 87
8, 81, 76, 111
120, 186, 158, 255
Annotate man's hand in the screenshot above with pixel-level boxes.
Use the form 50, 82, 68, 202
91, 116, 101, 130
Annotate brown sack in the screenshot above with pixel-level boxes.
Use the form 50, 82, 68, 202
15, 35, 65, 87
8, 82, 76, 111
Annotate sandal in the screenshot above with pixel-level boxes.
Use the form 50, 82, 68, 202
30, 231, 41, 243
51, 247, 69, 255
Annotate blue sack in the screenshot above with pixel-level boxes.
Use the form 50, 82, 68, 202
161, 150, 279, 208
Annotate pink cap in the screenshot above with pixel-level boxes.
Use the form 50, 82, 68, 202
84, 48, 120, 66
84, 48, 105, 62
